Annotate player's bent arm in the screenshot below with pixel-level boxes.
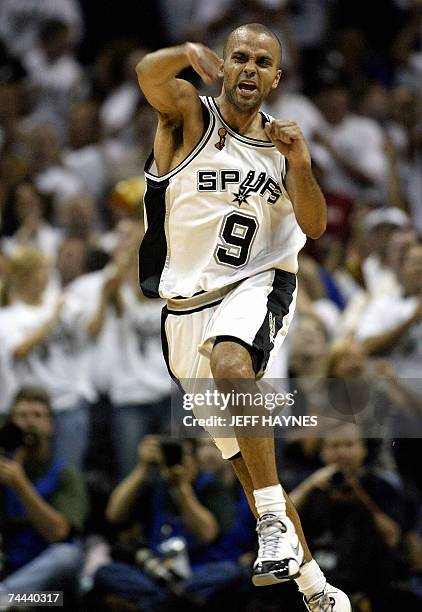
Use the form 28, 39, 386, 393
136, 45, 202, 118
286, 164, 327, 240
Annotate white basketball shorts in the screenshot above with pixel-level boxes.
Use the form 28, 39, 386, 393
161, 268, 297, 459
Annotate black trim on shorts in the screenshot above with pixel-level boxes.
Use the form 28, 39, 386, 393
228, 451, 242, 461
161, 306, 177, 382
252, 269, 296, 376
213, 335, 263, 376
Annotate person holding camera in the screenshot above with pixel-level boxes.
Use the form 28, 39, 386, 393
93, 435, 245, 610
0, 386, 88, 597
289, 423, 420, 609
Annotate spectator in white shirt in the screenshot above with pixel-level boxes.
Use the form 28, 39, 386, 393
26, 124, 85, 221
70, 217, 171, 478
22, 20, 86, 138
63, 100, 111, 204
0, 0, 83, 60
355, 240, 422, 388
0, 246, 95, 467
312, 83, 389, 204
1, 181, 62, 260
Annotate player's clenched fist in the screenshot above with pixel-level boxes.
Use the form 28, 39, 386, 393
185, 42, 221, 84
264, 120, 312, 167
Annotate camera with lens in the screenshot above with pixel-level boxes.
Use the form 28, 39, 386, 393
0, 422, 39, 454
160, 439, 183, 467
111, 536, 189, 594
329, 470, 353, 494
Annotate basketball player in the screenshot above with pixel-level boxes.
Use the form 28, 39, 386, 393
136, 24, 351, 611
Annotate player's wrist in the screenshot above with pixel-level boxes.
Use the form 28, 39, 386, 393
285, 157, 312, 171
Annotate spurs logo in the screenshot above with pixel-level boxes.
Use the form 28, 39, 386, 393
214, 127, 227, 150
197, 169, 282, 206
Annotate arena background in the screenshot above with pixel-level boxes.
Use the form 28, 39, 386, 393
0, 1, 421, 610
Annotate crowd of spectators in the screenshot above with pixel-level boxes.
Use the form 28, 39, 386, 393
0, 1, 422, 610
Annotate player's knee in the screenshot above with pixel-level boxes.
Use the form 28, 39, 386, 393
210, 344, 253, 380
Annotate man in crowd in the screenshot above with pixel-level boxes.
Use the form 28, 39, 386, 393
93, 435, 243, 609
0, 246, 95, 468
289, 424, 420, 609
0, 386, 88, 595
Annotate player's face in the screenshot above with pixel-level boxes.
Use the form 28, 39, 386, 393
220, 30, 281, 111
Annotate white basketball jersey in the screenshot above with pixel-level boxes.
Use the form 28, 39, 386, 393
140, 96, 306, 299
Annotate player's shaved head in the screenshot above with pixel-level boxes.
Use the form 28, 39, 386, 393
223, 23, 282, 67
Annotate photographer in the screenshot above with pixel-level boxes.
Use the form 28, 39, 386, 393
94, 435, 242, 610
0, 386, 88, 595
289, 424, 420, 609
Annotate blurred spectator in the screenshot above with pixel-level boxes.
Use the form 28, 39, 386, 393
0, 39, 26, 86
0, 386, 88, 596
63, 100, 111, 203
296, 254, 342, 335
22, 19, 86, 138
69, 217, 171, 478
313, 83, 389, 204
325, 339, 422, 479
289, 424, 421, 609
55, 237, 88, 288
1, 181, 61, 259
361, 206, 412, 298
60, 193, 101, 242
0, 0, 83, 60
263, 70, 327, 143
387, 85, 422, 232
0, 246, 95, 467
94, 436, 241, 610
99, 46, 146, 139
26, 124, 85, 219
356, 240, 422, 384
393, 0, 422, 94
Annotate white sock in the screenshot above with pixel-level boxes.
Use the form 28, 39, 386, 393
253, 484, 286, 517
295, 559, 326, 599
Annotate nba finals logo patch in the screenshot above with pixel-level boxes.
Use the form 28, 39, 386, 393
215, 127, 227, 150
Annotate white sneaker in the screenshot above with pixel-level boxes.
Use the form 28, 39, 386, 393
252, 513, 304, 586
304, 583, 352, 611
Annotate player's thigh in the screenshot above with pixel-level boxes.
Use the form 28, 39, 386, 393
206, 269, 297, 376
162, 306, 215, 380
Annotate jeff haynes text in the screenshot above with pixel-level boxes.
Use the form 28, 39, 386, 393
182, 415, 318, 427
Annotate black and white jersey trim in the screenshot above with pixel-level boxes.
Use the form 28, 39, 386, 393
207, 97, 275, 148
144, 101, 215, 183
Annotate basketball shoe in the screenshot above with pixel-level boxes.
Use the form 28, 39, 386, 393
303, 583, 352, 611
252, 513, 304, 586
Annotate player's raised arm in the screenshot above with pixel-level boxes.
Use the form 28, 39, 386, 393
136, 43, 220, 118
264, 120, 327, 240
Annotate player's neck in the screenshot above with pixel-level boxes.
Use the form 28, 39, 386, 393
215, 94, 262, 138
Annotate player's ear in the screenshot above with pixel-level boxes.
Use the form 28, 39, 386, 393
218, 58, 224, 78
272, 69, 282, 89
